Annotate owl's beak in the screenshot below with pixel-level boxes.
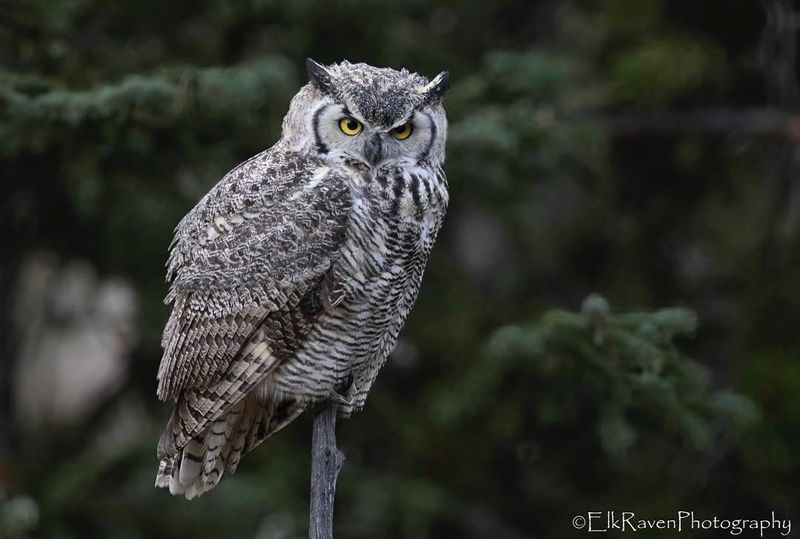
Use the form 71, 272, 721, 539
364, 134, 383, 167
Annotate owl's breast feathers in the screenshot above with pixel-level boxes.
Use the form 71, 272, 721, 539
370, 162, 448, 223
326, 163, 447, 409
155, 145, 447, 496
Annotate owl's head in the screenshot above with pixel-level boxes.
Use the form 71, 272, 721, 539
281, 59, 449, 169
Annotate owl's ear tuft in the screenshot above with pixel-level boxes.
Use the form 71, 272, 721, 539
306, 58, 336, 96
423, 71, 449, 103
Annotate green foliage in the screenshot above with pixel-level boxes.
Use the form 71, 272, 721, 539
605, 0, 665, 37
436, 295, 758, 456
611, 35, 727, 107
0, 58, 297, 155
1, 0, 796, 537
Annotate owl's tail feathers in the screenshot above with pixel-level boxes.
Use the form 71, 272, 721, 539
154, 399, 241, 500
155, 394, 309, 500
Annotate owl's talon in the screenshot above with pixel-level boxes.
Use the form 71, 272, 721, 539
328, 390, 353, 406
328, 292, 344, 308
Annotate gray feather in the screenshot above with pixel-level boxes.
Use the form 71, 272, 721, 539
155, 60, 449, 499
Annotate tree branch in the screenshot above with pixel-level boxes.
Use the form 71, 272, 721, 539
309, 403, 345, 539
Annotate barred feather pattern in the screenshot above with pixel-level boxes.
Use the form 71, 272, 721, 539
156, 61, 449, 499
263, 163, 449, 413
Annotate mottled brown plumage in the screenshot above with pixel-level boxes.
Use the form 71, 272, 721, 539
156, 59, 449, 498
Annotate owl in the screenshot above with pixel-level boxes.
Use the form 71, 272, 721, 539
155, 59, 449, 499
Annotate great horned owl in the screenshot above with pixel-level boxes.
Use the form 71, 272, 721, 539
155, 59, 449, 498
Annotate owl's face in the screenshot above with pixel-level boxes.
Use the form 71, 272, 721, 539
281, 60, 449, 170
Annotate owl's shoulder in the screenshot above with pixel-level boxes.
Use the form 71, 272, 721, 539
165, 147, 354, 300
192, 146, 327, 215
173, 147, 354, 243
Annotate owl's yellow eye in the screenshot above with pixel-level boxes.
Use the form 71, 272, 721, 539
338, 117, 363, 136
391, 122, 413, 140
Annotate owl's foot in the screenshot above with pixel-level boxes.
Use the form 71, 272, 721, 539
328, 390, 362, 418
328, 390, 353, 407
320, 272, 345, 310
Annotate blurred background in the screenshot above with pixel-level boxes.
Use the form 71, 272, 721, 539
1, 0, 799, 537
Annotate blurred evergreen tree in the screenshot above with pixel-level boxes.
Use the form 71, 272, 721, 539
1, 0, 797, 537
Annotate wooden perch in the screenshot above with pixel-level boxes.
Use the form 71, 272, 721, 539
309, 402, 345, 539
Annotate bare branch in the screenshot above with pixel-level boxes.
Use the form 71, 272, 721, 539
309, 403, 345, 539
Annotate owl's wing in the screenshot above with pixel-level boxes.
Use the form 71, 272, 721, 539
157, 148, 351, 404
